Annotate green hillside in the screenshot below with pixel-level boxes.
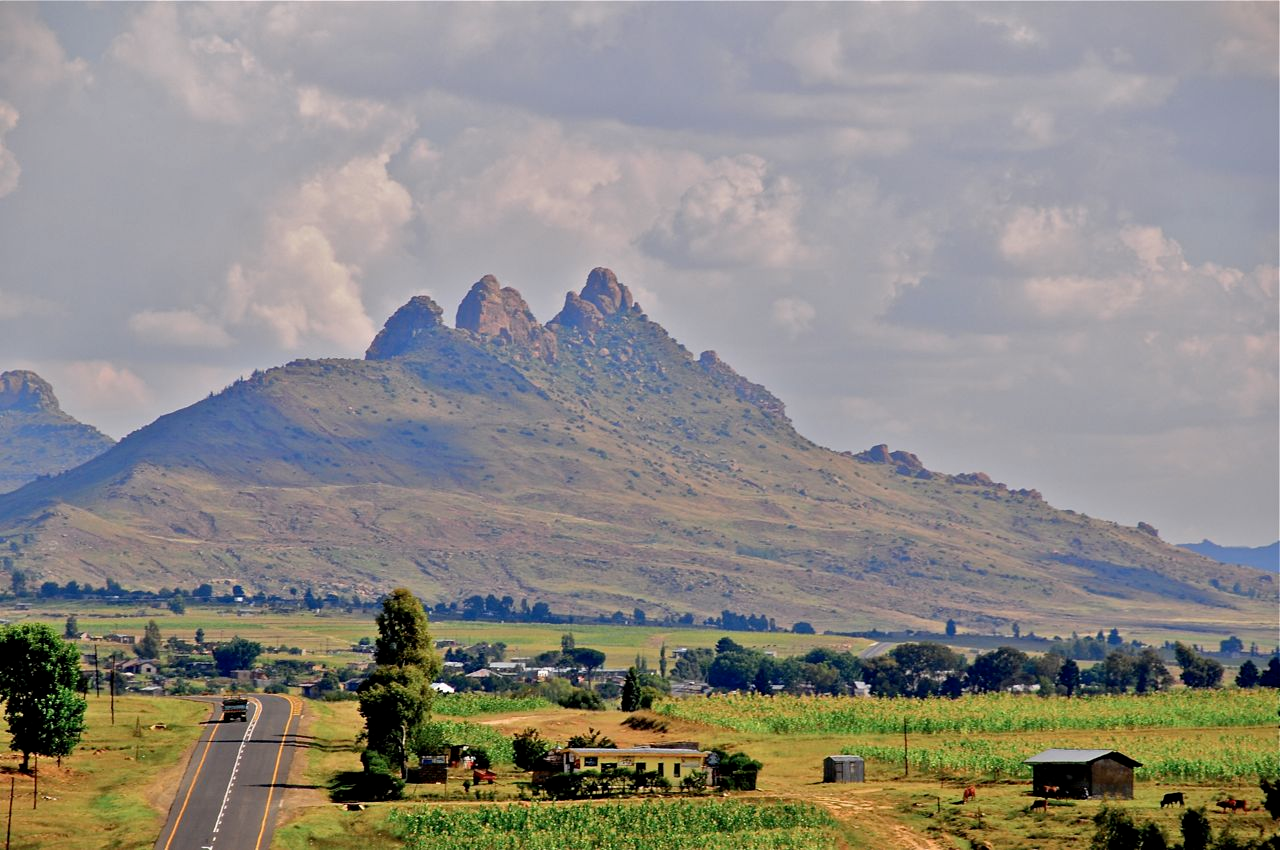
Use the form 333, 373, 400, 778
0, 270, 1271, 636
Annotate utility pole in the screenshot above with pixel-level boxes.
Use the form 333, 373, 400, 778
31, 756, 36, 810
6, 775, 13, 850
93, 643, 100, 698
109, 659, 115, 726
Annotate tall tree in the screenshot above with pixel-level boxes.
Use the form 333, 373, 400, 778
1174, 643, 1223, 689
620, 667, 642, 711
137, 620, 162, 658
967, 647, 1030, 693
1234, 659, 1260, 688
63, 615, 78, 639
360, 588, 440, 779
1057, 658, 1081, 696
889, 642, 966, 696
0, 624, 87, 771
1133, 648, 1172, 693
375, 589, 438, 673
1259, 657, 1280, 688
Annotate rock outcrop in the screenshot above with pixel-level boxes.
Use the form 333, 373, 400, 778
549, 268, 640, 338
0, 370, 58, 412
365, 295, 446, 360
455, 276, 557, 361
698, 351, 788, 420
854, 444, 933, 479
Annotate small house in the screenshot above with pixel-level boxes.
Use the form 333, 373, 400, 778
535, 746, 709, 786
823, 755, 864, 783
1024, 749, 1142, 800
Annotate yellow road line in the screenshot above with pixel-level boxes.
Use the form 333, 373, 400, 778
161, 700, 220, 850
254, 694, 299, 850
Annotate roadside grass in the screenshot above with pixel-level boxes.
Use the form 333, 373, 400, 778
0, 695, 207, 850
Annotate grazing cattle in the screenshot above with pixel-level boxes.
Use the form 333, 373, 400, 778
962, 785, 977, 803
1042, 785, 1060, 798
1161, 792, 1185, 808
1030, 798, 1049, 813
1217, 798, 1247, 813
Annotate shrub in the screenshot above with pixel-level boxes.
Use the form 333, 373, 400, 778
558, 688, 604, 710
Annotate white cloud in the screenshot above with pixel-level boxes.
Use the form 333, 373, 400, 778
0, 287, 56, 321
128, 309, 233, 348
109, 4, 283, 124
640, 155, 806, 270
60, 361, 150, 411
0, 5, 92, 94
771, 297, 816, 337
0, 101, 19, 198
221, 153, 413, 350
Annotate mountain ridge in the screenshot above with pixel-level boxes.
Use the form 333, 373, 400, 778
0, 270, 1271, 635
0, 370, 115, 494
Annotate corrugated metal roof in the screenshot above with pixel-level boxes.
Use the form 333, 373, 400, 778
562, 747, 705, 756
1024, 749, 1142, 767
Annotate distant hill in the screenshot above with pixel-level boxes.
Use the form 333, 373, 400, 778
0, 269, 1272, 634
1178, 540, 1279, 573
0, 370, 114, 493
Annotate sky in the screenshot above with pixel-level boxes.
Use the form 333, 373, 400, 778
0, 3, 1276, 546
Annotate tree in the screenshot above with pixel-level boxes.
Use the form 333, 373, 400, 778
512, 728, 551, 771
1219, 635, 1244, 654
0, 624, 87, 771
620, 667, 642, 711
1260, 777, 1280, 820
560, 633, 575, 653
707, 651, 761, 691
568, 648, 606, 683
889, 642, 966, 696
1133, 648, 1172, 693
213, 636, 263, 676
1259, 657, 1280, 688
659, 643, 668, 679
1100, 651, 1136, 693
63, 615, 79, 639
168, 595, 186, 615
374, 589, 439, 676
967, 647, 1029, 693
715, 637, 744, 654
137, 620, 162, 659
1180, 808, 1212, 850
1174, 643, 1223, 689
792, 621, 815, 635
194, 628, 205, 646
359, 589, 439, 780
1057, 658, 1080, 696
1235, 659, 1260, 688
945, 619, 957, 637
1091, 807, 1140, 850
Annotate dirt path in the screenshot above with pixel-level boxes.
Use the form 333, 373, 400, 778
773, 789, 949, 850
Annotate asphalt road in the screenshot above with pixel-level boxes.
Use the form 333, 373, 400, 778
154, 693, 302, 850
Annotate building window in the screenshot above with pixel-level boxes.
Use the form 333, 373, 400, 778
636, 763, 647, 775
603, 763, 617, 771
657, 762, 665, 777
584, 757, 598, 767
674, 763, 681, 778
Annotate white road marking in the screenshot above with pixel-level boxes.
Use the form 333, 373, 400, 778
208, 698, 261, 845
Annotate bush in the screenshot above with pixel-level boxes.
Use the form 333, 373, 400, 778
342, 749, 404, 801
468, 747, 491, 770
513, 727, 552, 771
558, 688, 604, 710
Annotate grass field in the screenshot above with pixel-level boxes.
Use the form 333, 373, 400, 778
0, 695, 207, 850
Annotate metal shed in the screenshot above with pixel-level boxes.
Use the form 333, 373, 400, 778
823, 755, 865, 783
1024, 749, 1142, 800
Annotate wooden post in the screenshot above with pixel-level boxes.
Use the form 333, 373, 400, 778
109, 660, 115, 726
93, 644, 100, 698
902, 717, 909, 777
6, 775, 14, 850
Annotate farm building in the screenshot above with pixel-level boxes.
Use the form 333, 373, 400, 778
823, 755, 864, 783
534, 746, 709, 785
1024, 749, 1142, 800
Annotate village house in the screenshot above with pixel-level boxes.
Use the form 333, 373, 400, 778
535, 746, 710, 786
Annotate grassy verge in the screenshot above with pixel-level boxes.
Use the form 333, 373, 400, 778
0, 695, 208, 850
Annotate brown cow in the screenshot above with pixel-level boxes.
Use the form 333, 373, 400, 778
962, 785, 977, 803
1042, 785, 1060, 798
1217, 798, 1247, 813
1030, 798, 1049, 814
1161, 792, 1185, 808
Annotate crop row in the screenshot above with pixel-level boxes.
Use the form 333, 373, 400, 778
433, 693, 553, 717
426, 719, 515, 764
391, 800, 837, 850
845, 732, 1279, 782
654, 689, 1276, 735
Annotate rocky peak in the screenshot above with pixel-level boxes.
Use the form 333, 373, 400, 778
365, 295, 446, 360
455, 276, 557, 362
580, 267, 635, 316
0, 370, 59, 413
697, 351, 788, 420
549, 268, 639, 338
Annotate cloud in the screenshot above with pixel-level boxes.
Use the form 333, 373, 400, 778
0, 101, 19, 198
771, 297, 816, 337
221, 153, 413, 350
128, 309, 233, 348
0, 5, 92, 94
640, 155, 806, 270
0, 287, 56, 321
109, 4, 284, 124
59, 361, 150, 411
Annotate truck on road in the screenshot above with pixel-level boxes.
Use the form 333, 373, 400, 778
221, 697, 249, 722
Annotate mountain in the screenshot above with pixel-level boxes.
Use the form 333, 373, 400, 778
0, 370, 115, 493
1178, 540, 1279, 573
0, 270, 1272, 634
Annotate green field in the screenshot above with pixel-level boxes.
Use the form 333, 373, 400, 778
390, 800, 840, 850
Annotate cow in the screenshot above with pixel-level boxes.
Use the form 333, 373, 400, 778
1217, 799, 1247, 813
1161, 792, 1185, 808
1042, 785, 1060, 798
1030, 798, 1049, 814
962, 785, 977, 804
